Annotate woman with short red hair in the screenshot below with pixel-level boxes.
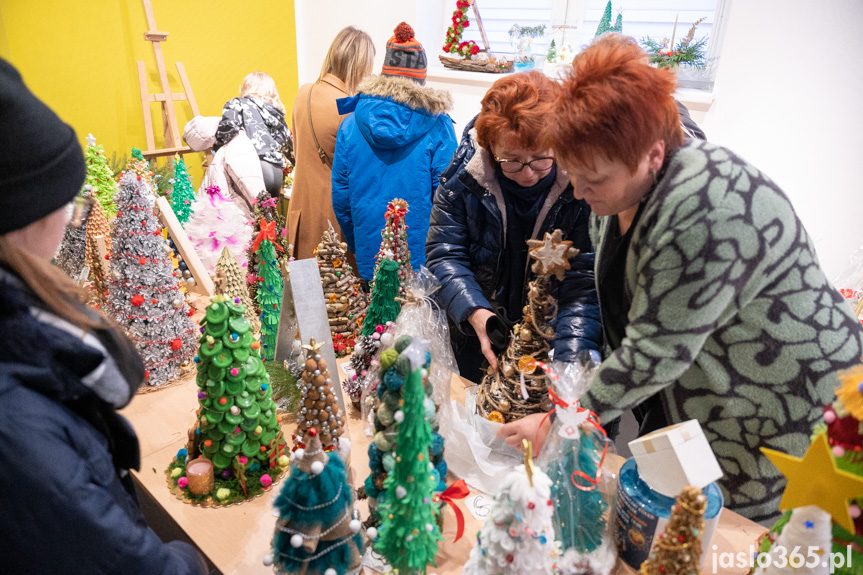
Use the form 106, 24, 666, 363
426, 71, 602, 383
533, 33, 862, 522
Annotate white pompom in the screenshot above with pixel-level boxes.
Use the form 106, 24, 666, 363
292, 448, 305, 461
271, 507, 280, 517
290, 534, 303, 548
380, 332, 394, 348
395, 485, 407, 499
366, 526, 378, 540
425, 523, 434, 532
394, 410, 404, 423
405, 534, 413, 542
324, 569, 337, 575
263, 554, 274, 566
349, 519, 362, 533
310, 460, 325, 475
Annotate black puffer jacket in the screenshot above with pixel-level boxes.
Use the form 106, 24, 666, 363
426, 118, 601, 379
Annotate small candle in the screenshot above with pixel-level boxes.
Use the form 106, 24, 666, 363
186, 458, 215, 495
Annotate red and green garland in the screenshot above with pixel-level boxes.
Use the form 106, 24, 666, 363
443, 0, 480, 58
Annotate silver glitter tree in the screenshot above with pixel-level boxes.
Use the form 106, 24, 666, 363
107, 172, 197, 387
55, 198, 90, 281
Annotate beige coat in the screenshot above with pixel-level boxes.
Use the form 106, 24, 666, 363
287, 74, 354, 262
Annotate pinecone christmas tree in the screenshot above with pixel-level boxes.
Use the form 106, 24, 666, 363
107, 172, 197, 387
216, 247, 260, 333
363, 334, 446, 526
374, 339, 444, 574
477, 230, 578, 422
171, 155, 195, 226
371, 199, 412, 295
82, 134, 117, 218
463, 440, 557, 575
268, 428, 364, 575
640, 486, 706, 575
83, 185, 112, 307
315, 222, 367, 357
295, 338, 346, 453
186, 184, 253, 275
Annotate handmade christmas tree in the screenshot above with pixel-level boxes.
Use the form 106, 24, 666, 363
254, 231, 284, 362
107, 172, 197, 387
463, 440, 557, 575
554, 431, 607, 553
477, 230, 578, 422
125, 147, 156, 194
216, 247, 260, 333
82, 134, 117, 218
361, 259, 401, 337
595, 1, 613, 36
347, 324, 394, 409
247, 191, 291, 302
640, 486, 706, 575
546, 39, 557, 63
83, 186, 112, 307
186, 184, 253, 275
267, 428, 364, 574
315, 222, 367, 357
613, 11, 623, 33
363, 334, 446, 524
753, 506, 832, 575
55, 196, 90, 281
442, 2, 479, 59
295, 338, 346, 452
371, 199, 412, 296
166, 285, 289, 505
374, 340, 444, 574
171, 155, 195, 226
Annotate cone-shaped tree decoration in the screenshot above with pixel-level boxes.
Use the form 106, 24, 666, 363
84, 186, 112, 307
372, 199, 412, 296
375, 339, 443, 574
363, 334, 446, 525
216, 247, 260, 333
477, 230, 578, 422
171, 155, 195, 226
595, 1, 613, 36
361, 259, 401, 337
107, 172, 197, 386
82, 134, 117, 218
346, 328, 389, 408
315, 222, 367, 356
295, 338, 346, 452
126, 147, 156, 194
613, 11, 623, 33
463, 441, 557, 575
186, 185, 253, 275
269, 428, 364, 574
546, 39, 557, 63
247, 191, 292, 302
640, 486, 706, 575
55, 194, 90, 280
753, 506, 832, 575
254, 234, 284, 362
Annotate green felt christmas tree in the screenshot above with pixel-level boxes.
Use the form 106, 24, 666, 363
171, 155, 195, 226
375, 340, 443, 574
83, 134, 118, 218
595, 1, 613, 36
255, 238, 283, 361
360, 258, 401, 337
613, 11, 623, 33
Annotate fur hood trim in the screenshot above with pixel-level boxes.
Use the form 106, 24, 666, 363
357, 75, 453, 115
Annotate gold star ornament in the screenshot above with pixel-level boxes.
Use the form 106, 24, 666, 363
761, 432, 863, 533
527, 229, 578, 280
301, 337, 324, 356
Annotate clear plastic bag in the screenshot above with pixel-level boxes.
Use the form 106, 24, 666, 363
537, 353, 618, 575
833, 244, 863, 318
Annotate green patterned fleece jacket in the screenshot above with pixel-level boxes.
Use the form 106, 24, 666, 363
583, 139, 863, 521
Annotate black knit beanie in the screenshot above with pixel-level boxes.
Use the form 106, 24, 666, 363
0, 58, 86, 234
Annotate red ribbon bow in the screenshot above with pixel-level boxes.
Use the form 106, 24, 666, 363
252, 221, 285, 254
437, 479, 470, 542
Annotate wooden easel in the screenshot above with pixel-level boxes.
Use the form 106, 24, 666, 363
470, 0, 491, 52
137, 0, 209, 162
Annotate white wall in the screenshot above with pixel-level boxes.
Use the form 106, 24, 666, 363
296, 0, 863, 279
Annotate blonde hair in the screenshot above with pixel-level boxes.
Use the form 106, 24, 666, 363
239, 72, 286, 113
0, 236, 106, 331
318, 26, 376, 95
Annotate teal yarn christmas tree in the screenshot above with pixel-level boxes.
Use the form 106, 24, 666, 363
360, 258, 401, 337
267, 428, 364, 575
171, 155, 195, 226
254, 236, 283, 361
375, 340, 443, 574
613, 11, 623, 33
595, 1, 613, 36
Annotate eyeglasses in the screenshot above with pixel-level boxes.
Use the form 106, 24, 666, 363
66, 194, 95, 228
494, 155, 555, 174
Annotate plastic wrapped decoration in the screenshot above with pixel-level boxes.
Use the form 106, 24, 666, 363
833, 244, 863, 320
536, 354, 617, 575
354, 321, 395, 436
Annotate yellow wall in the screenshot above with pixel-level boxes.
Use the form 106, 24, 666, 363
0, 0, 298, 185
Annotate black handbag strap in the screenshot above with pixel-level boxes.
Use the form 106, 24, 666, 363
308, 83, 333, 169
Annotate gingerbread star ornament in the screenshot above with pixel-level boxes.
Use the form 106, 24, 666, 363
527, 229, 578, 279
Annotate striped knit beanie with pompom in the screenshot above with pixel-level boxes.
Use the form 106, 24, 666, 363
381, 22, 427, 84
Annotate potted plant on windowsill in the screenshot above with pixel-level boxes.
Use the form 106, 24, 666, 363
641, 17, 708, 72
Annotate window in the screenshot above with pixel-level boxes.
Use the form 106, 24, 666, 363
453, 0, 554, 55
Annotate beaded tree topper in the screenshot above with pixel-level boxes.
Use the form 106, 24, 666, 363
476, 230, 578, 423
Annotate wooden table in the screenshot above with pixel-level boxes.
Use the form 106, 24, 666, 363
122, 360, 765, 575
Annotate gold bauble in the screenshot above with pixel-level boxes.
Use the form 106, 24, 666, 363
499, 398, 511, 413
502, 363, 515, 378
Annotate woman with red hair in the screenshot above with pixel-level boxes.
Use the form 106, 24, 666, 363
426, 71, 602, 383
522, 33, 862, 522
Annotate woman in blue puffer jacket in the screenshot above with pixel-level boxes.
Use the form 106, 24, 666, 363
425, 71, 602, 384
332, 23, 457, 281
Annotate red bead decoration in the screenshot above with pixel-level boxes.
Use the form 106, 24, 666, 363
170, 338, 182, 351
527, 502, 535, 510
308, 427, 318, 438
506, 555, 514, 564
139, 257, 147, 265
151, 298, 158, 305
187, 308, 195, 317
141, 220, 146, 227
219, 397, 227, 405
678, 534, 685, 542
144, 370, 150, 379
659, 566, 666, 573
131, 295, 145, 307
547, 499, 553, 506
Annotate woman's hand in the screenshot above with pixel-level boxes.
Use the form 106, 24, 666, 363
497, 412, 552, 452
468, 308, 498, 372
